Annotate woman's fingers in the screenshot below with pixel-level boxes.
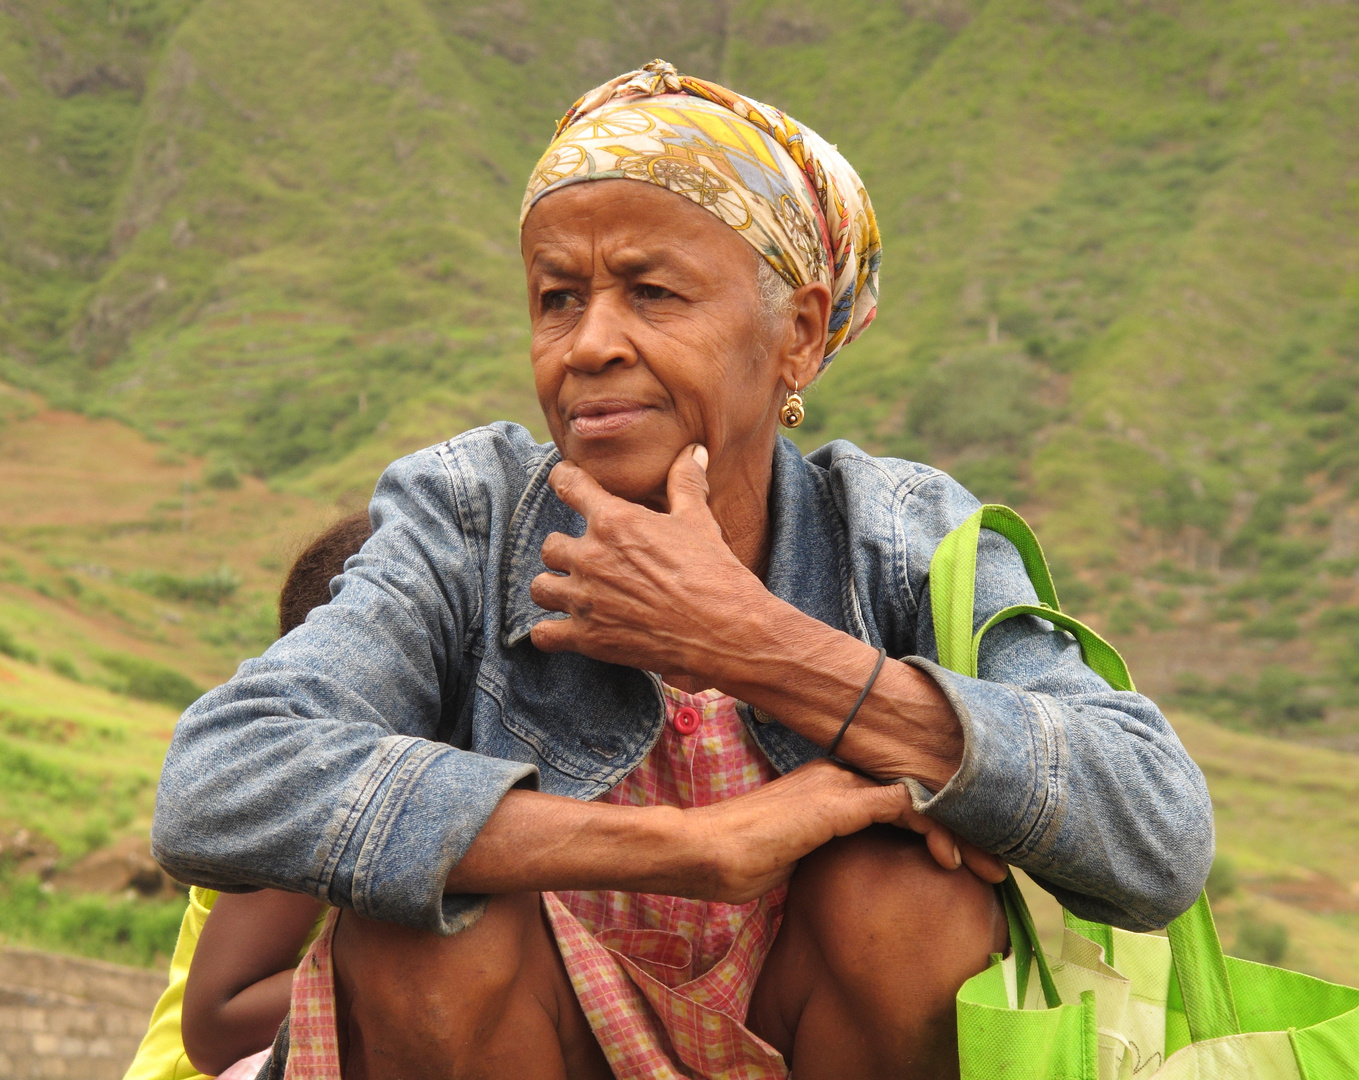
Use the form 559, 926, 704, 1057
777, 762, 909, 838
686, 762, 1008, 904
687, 761, 903, 901
548, 460, 616, 518
538, 531, 577, 574
924, 824, 962, 870
528, 615, 573, 653
826, 771, 912, 833
959, 842, 1009, 884
530, 447, 761, 674
665, 444, 712, 519
918, 823, 1007, 881
892, 802, 1007, 880
529, 570, 572, 613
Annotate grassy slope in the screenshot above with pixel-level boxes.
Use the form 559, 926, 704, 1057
0, 652, 191, 966
0, 653, 177, 854
5, 0, 1359, 730
0, 395, 334, 965
0, 0, 1357, 979
0, 381, 334, 690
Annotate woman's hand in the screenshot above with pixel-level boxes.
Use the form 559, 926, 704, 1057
529, 445, 767, 677
450, 762, 916, 903
526, 444, 1003, 884
447, 763, 1003, 904
691, 760, 1008, 897
681, 761, 1008, 900
680, 758, 912, 903
890, 800, 1010, 885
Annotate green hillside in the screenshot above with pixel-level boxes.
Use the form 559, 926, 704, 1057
1, 0, 1358, 975
3, 0, 1358, 736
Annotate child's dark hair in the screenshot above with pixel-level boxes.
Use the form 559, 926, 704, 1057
278, 511, 373, 636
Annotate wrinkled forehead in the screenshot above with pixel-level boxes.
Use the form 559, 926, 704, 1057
521, 178, 757, 281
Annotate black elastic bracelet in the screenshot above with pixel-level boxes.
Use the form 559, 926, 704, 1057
826, 646, 888, 760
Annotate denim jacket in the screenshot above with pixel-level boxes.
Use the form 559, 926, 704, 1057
152, 423, 1213, 935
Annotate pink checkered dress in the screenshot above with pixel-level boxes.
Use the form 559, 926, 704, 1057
284, 685, 788, 1079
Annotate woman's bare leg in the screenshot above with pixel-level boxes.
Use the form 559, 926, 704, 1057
332, 891, 611, 1080
748, 826, 1008, 1080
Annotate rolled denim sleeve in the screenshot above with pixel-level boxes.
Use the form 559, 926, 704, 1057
895, 475, 1214, 932
152, 446, 537, 935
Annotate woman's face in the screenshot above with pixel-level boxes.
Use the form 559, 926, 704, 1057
521, 180, 819, 510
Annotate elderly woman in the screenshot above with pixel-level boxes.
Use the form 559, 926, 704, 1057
153, 62, 1213, 1079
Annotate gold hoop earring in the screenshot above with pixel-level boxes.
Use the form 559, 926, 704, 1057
780, 382, 805, 429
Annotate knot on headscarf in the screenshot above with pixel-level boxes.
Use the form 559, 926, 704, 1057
520, 60, 881, 368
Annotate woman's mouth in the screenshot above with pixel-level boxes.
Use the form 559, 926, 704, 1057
568, 400, 651, 437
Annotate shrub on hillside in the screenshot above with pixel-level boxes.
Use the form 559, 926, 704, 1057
1224, 488, 1311, 565
48, 654, 81, 681
1174, 667, 1325, 728
1233, 914, 1289, 966
907, 349, 1048, 454
126, 566, 240, 605
1252, 666, 1325, 725
203, 462, 241, 490
0, 625, 37, 664
100, 655, 202, 710
1139, 468, 1231, 537
0, 740, 99, 804
0, 873, 184, 969
1206, 855, 1238, 898
951, 453, 1025, 505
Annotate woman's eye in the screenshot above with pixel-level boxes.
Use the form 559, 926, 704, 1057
540, 289, 575, 311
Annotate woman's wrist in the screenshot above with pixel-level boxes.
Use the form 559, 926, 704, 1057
684, 573, 792, 685
702, 597, 964, 789
604, 803, 716, 896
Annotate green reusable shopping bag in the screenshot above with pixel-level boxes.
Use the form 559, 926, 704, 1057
933, 505, 1359, 1079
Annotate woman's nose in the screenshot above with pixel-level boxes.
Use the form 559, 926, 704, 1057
564, 292, 638, 372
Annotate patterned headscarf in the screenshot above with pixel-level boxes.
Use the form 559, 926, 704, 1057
520, 60, 881, 369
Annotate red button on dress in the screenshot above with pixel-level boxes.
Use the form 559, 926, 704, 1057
672, 706, 702, 736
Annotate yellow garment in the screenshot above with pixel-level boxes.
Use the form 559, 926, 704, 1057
123, 887, 218, 1080
123, 888, 326, 1080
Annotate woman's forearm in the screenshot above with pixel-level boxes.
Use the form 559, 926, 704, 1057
445, 766, 910, 903
701, 590, 964, 789
445, 790, 699, 895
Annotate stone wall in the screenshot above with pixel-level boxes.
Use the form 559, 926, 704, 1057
0, 945, 165, 1080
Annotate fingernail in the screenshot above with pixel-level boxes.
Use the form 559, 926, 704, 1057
952, 845, 962, 869
692, 445, 709, 471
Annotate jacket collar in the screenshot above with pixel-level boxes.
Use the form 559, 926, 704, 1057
499, 436, 852, 649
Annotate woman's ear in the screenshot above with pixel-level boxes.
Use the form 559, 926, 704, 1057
781, 281, 832, 391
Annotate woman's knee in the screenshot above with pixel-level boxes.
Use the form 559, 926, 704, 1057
789, 826, 1006, 996
333, 891, 549, 1039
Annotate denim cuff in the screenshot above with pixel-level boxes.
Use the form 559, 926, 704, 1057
334, 737, 539, 934
899, 656, 1059, 858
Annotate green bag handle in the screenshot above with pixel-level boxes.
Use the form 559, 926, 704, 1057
1001, 869, 1063, 1009
931, 505, 1134, 692
928, 505, 1240, 1040
1164, 892, 1241, 1042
